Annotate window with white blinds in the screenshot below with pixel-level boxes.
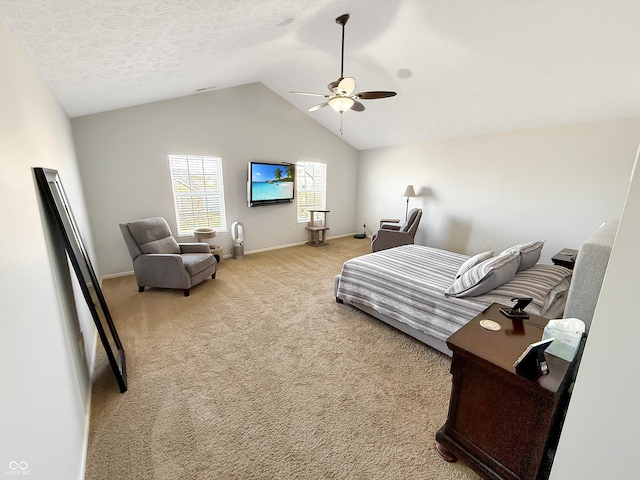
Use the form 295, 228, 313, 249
296, 161, 327, 223
168, 154, 227, 236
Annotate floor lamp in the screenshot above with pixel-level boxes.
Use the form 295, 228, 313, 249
403, 185, 416, 220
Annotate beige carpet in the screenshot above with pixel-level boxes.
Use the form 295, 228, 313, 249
86, 237, 481, 479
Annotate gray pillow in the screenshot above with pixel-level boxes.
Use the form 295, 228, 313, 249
503, 241, 544, 271
127, 217, 182, 254
445, 251, 521, 297
456, 250, 494, 278
128, 217, 172, 244
139, 236, 181, 254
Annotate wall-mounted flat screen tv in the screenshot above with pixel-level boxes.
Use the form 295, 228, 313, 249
248, 162, 295, 207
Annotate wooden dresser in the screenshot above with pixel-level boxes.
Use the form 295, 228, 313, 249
435, 303, 584, 480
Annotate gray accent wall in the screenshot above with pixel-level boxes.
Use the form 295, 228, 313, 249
71, 83, 359, 277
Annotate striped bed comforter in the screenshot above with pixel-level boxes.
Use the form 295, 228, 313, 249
335, 245, 572, 344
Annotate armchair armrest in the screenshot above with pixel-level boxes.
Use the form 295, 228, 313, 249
379, 218, 401, 229
133, 254, 191, 289
380, 223, 401, 231
371, 229, 415, 252
179, 242, 210, 254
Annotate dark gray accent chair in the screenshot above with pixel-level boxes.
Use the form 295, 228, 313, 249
119, 217, 216, 297
371, 208, 423, 252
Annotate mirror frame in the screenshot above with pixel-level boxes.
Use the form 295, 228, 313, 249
34, 167, 127, 392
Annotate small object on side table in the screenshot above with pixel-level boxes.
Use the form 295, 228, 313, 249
551, 248, 578, 269
512, 337, 555, 377
499, 297, 532, 319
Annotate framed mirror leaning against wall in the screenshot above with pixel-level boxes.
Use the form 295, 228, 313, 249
34, 167, 127, 393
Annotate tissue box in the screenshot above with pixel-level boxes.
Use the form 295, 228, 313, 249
542, 318, 585, 362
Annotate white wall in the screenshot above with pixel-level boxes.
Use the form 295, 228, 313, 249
357, 121, 640, 477
71, 83, 359, 277
0, 16, 95, 480
551, 145, 640, 477
357, 118, 640, 262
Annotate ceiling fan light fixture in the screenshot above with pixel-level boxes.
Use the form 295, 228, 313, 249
290, 13, 396, 133
328, 96, 354, 113
336, 77, 356, 95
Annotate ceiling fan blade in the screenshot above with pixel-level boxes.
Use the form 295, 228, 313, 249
290, 91, 329, 97
351, 100, 365, 112
293, 13, 398, 134
355, 91, 398, 100
308, 102, 329, 112
337, 77, 356, 95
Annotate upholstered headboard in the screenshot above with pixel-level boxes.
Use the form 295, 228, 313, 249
563, 219, 619, 331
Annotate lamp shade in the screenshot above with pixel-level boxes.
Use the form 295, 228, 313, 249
403, 185, 416, 197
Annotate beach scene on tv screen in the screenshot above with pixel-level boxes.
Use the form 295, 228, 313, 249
251, 163, 294, 201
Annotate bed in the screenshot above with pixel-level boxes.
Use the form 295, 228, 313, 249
334, 219, 619, 356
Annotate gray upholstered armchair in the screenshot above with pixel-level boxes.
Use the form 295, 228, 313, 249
119, 217, 217, 296
371, 208, 423, 252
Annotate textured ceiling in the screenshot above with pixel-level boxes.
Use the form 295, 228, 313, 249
2, 0, 640, 150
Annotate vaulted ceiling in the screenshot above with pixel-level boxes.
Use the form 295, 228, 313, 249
2, 0, 640, 150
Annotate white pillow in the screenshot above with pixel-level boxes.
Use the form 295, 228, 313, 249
445, 251, 521, 297
503, 241, 545, 271
456, 251, 494, 279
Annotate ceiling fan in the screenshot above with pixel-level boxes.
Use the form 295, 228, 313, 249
290, 13, 397, 133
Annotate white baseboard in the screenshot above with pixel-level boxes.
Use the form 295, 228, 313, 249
102, 270, 134, 280
102, 233, 363, 281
